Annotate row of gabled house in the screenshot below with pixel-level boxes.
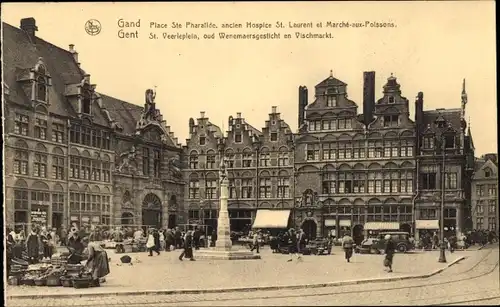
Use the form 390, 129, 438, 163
3, 17, 484, 241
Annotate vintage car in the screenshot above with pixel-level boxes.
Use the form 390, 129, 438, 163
355, 232, 414, 254
303, 238, 333, 255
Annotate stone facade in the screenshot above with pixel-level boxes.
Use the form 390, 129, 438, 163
3, 19, 184, 233
471, 154, 498, 234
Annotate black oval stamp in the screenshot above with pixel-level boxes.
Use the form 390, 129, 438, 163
85, 19, 102, 36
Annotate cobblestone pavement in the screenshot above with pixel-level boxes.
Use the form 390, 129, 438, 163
5, 246, 498, 307
6, 246, 464, 297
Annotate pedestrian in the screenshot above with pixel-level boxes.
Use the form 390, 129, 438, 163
211, 229, 217, 247
383, 234, 396, 273
342, 232, 354, 263
174, 227, 182, 249
298, 229, 307, 254
146, 230, 156, 257
159, 229, 165, 251
179, 230, 195, 261
432, 232, 439, 250
250, 230, 260, 253
153, 229, 161, 255
26, 227, 40, 264
193, 227, 201, 250
40, 228, 52, 260
287, 228, 301, 262
165, 229, 174, 251
60, 226, 67, 246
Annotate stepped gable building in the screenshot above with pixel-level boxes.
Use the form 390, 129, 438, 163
471, 153, 498, 234
3, 18, 184, 233
293, 71, 416, 241
183, 107, 293, 233
413, 80, 475, 240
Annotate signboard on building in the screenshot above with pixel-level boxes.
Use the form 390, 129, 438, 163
30, 208, 47, 228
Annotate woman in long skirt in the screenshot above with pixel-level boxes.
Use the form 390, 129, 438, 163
82, 237, 110, 287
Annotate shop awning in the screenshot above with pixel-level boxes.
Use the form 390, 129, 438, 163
416, 220, 439, 230
324, 219, 336, 227
339, 220, 351, 227
252, 210, 290, 229
364, 222, 400, 230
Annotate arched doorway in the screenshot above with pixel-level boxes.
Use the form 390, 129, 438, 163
142, 193, 162, 229
400, 223, 412, 234
121, 212, 134, 225
353, 224, 365, 245
302, 219, 317, 240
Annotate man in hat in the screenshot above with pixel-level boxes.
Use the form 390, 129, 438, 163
250, 230, 261, 254
26, 227, 40, 264
179, 230, 195, 261
342, 232, 354, 263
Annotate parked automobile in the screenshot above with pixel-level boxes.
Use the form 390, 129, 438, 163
303, 238, 332, 255
355, 232, 414, 254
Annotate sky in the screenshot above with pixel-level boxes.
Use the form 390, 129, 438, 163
2, 1, 497, 155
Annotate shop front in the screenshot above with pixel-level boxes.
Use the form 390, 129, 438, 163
415, 219, 439, 240
364, 222, 400, 238
229, 209, 253, 233
323, 218, 351, 239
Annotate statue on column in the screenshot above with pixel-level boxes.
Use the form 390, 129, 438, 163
143, 88, 157, 121
219, 155, 228, 181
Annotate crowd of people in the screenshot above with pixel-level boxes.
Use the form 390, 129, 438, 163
417, 229, 498, 251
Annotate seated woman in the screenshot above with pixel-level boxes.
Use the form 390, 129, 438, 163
82, 236, 110, 287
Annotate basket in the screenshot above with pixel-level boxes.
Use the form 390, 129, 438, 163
34, 279, 47, 286
22, 279, 35, 286
72, 277, 91, 289
47, 275, 62, 287
7, 276, 20, 286
60, 276, 73, 287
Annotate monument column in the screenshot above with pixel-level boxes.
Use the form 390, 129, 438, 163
215, 175, 232, 251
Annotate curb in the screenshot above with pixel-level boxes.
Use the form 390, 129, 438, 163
7, 256, 465, 300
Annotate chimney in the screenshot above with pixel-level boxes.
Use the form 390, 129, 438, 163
298, 86, 308, 127
237, 112, 242, 119
200, 111, 205, 118
363, 71, 376, 127
415, 92, 424, 150
69, 44, 79, 63
20, 18, 38, 37
271, 106, 277, 114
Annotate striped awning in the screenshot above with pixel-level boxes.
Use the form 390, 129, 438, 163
416, 220, 439, 230
364, 222, 400, 230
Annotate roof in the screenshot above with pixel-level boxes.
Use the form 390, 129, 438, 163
422, 108, 463, 134
2, 22, 81, 118
207, 121, 222, 138
315, 75, 347, 88
99, 93, 143, 134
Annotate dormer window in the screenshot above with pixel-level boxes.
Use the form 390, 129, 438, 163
423, 136, 434, 149
36, 76, 47, 102
33, 60, 51, 103
327, 96, 337, 107
82, 85, 91, 114
444, 135, 455, 149
388, 96, 395, 104
485, 168, 491, 178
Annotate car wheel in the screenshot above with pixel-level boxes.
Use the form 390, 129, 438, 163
397, 244, 407, 253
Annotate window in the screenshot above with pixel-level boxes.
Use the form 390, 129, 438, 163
322, 120, 332, 131
91, 195, 99, 211
368, 141, 383, 158
13, 150, 29, 175
444, 172, 458, 189
102, 196, 111, 213
401, 140, 413, 157
91, 161, 101, 181
306, 144, 320, 161
420, 209, 437, 219
423, 136, 434, 149
199, 136, 206, 145
421, 173, 437, 190
367, 206, 383, 222
235, 133, 242, 143
70, 156, 80, 178
383, 172, 399, 193
81, 159, 91, 180
476, 217, 484, 230
36, 75, 47, 101
353, 141, 365, 159
400, 205, 413, 222
102, 162, 111, 182
338, 118, 351, 130
206, 154, 216, 169
489, 201, 496, 213
444, 135, 455, 149
383, 115, 398, 128
488, 185, 497, 196
476, 204, 484, 215
437, 120, 446, 128
488, 218, 496, 231
102, 131, 111, 150
322, 173, 336, 194
241, 178, 253, 198
52, 123, 65, 143
33, 153, 48, 177
52, 193, 64, 213
382, 205, 399, 222
229, 180, 237, 198
189, 154, 199, 169
353, 173, 366, 193
384, 140, 398, 157
188, 210, 200, 220
270, 132, 278, 142
189, 180, 199, 198
388, 96, 395, 104
14, 114, 29, 136
400, 171, 413, 193
153, 150, 161, 177
322, 143, 336, 160
368, 172, 382, 193
70, 125, 80, 143
338, 172, 352, 194
52, 156, 65, 180
35, 118, 47, 140
476, 185, 485, 197
242, 153, 253, 167
277, 177, 290, 198
338, 143, 352, 160
259, 152, 270, 167
226, 153, 235, 168
259, 178, 272, 198
81, 85, 92, 114
205, 179, 217, 199
327, 96, 337, 107
308, 120, 321, 131
278, 152, 289, 166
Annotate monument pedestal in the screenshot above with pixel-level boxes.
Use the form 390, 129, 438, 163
195, 176, 261, 261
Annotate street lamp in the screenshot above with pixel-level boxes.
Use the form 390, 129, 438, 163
439, 135, 447, 263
